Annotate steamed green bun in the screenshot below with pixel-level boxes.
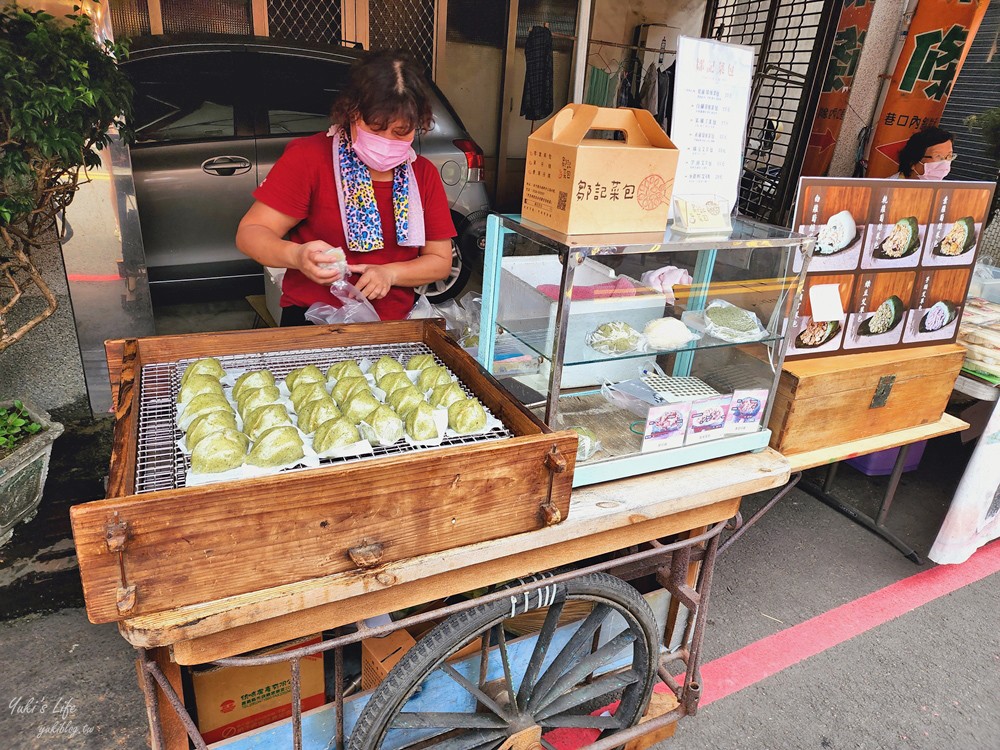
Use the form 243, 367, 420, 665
387, 385, 425, 418
429, 382, 466, 409
370, 356, 405, 382
237, 385, 281, 420
247, 425, 304, 468
405, 402, 440, 441
417, 365, 453, 392
313, 418, 361, 453
285, 364, 325, 392
378, 371, 413, 395
447, 398, 487, 434
178, 374, 224, 406
405, 354, 436, 371
327, 360, 365, 381
331, 376, 370, 406
244, 403, 292, 440
186, 410, 238, 450
233, 370, 275, 401
360, 404, 404, 445
179, 393, 233, 431
190, 428, 248, 474
344, 390, 381, 424
297, 396, 341, 434
181, 357, 225, 386
290, 380, 329, 411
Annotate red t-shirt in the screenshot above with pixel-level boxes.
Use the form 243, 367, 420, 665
253, 132, 457, 320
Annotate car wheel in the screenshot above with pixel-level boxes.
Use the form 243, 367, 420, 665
416, 237, 474, 304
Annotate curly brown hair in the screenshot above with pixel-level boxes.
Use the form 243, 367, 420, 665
330, 50, 434, 135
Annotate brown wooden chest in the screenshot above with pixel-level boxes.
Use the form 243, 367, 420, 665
71, 320, 577, 625
768, 344, 965, 455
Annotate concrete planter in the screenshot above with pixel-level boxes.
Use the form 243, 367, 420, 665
0, 400, 63, 547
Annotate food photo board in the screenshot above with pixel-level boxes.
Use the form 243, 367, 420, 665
786, 177, 994, 360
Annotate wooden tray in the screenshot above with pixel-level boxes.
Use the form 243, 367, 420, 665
71, 320, 577, 624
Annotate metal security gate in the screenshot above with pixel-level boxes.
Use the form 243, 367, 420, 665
703, 0, 840, 225
109, 0, 441, 77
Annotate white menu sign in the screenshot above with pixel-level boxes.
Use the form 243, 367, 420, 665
670, 36, 754, 214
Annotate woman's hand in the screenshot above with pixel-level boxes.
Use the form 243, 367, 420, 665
296, 241, 347, 286
348, 263, 396, 299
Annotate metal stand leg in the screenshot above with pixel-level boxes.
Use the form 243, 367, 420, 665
799, 444, 923, 564
718, 472, 802, 556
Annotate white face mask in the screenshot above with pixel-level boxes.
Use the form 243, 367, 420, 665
919, 160, 952, 180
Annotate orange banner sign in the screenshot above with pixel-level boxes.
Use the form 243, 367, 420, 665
802, 0, 877, 176
867, 0, 991, 177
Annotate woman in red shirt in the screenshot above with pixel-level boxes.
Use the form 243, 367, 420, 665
236, 50, 457, 324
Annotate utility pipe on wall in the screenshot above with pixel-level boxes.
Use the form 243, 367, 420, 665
571, 0, 594, 103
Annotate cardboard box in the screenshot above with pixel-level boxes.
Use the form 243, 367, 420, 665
768, 344, 964, 455
192, 634, 325, 745
361, 625, 484, 691
522, 104, 679, 235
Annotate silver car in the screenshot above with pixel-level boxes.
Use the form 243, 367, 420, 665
123, 35, 490, 303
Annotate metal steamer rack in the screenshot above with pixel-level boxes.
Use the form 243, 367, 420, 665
134, 341, 515, 494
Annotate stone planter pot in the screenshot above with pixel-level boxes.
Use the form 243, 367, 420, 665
0, 400, 63, 547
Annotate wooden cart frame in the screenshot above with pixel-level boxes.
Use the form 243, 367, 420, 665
74, 322, 791, 749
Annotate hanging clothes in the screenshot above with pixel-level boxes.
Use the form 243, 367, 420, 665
521, 25, 554, 121
638, 62, 658, 118
584, 64, 611, 107
656, 61, 676, 135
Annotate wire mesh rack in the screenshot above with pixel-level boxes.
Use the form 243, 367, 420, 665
134, 341, 515, 495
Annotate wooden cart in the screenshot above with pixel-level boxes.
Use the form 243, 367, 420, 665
71, 321, 791, 750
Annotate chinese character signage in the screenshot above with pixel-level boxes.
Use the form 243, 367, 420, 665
670, 36, 754, 214
786, 176, 994, 359
802, 0, 876, 176
867, 0, 990, 177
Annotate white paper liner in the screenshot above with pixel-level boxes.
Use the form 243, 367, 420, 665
358, 418, 406, 448
312, 438, 374, 460
402, 409, 450, 447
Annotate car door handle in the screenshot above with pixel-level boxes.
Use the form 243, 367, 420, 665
202, 156, 252, 176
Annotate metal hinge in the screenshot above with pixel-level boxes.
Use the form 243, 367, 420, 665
870, 375, 896, 409
105, 511, 136, 614
539, 445, 568, 526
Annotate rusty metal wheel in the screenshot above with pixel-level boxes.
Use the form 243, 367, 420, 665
348, 572, 659, 750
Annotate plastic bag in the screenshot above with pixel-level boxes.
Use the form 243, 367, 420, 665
305, 280, 380, 325
407, 294, 434, 319
586, 321, 645, 355
686, 300, 767, 344
568, 425, 602, 461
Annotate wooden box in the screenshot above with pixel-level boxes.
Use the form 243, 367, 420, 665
768, 344, 965, 455
70, 320, 577, 625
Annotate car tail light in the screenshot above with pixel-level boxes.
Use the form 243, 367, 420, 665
453, 139, 485, 183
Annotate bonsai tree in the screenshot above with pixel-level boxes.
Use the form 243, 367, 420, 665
0, 2, 132, 352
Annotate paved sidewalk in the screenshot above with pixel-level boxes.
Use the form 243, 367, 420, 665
1, 417, 997, 749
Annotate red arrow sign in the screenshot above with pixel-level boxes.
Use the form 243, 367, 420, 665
875, 138, 909, 166
808, 129, 837, 153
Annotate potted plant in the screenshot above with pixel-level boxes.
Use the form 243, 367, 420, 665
0, 399, 63, 545
0, 2, 133, 351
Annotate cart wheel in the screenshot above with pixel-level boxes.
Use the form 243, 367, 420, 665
349, 572, 659, 750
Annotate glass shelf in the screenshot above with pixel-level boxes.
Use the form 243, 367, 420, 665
500, 323, 784, 368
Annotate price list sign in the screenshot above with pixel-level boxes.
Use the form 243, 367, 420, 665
670, 37, 753, 214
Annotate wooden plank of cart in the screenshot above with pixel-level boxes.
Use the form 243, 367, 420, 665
71, 320, 790, 750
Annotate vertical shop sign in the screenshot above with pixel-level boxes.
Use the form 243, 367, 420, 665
802, 0, 877, 176
867, 0, 991, 177
670, 36, 754, 214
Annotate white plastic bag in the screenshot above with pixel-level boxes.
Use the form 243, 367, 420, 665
687, 300, 767, 344
305, 280, 380, 325
407, 294, 435, 319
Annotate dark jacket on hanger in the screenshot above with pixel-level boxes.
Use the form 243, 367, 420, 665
521, 25, 554, 121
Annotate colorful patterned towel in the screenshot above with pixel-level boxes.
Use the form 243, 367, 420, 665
328, 125, 425, 253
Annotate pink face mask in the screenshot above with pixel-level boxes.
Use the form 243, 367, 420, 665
918, 160, 952, 180
352, 126, 414, 172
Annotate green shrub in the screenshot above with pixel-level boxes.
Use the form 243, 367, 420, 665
0, 400, 41, 454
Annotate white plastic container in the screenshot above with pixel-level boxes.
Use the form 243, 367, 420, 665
497, 256, 668, 387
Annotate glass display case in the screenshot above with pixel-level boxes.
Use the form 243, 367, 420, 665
477, 214, 814, 487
